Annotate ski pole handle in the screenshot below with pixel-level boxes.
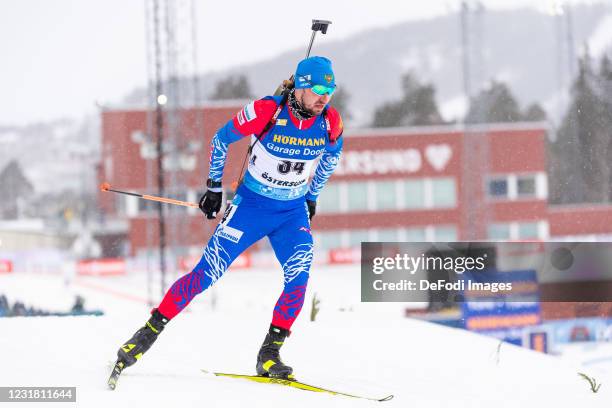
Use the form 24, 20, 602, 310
100, 182, 199, 209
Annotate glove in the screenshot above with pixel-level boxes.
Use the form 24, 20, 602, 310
306, 200, 316, 221
199, 180, 223, 219
199, 191, 222, 219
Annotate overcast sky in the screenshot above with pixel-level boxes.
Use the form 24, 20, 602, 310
0, 0, 598, 126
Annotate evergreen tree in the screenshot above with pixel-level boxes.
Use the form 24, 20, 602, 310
210, 75, 252, 100
551, 52, 612, 203
372, 101, 406, 128
575, 53, 610, 202
0, 160, 34, 219
464, 81, 522, 124
598, 55, 612, 132
522, 103, 547, 121
412, 84, 444, 125
549, 115, 585, 204
372, 72, 444, 127
598, 55, 612, 200
330, 87, 352, 123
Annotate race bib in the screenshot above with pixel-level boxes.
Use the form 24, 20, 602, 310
248, 141, 315, 189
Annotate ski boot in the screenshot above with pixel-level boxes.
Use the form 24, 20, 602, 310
256, 324, 294, 379
117, 309, 169, 367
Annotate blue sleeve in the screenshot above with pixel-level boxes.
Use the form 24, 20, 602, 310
305, 136, 343, 201
208, 120, 245, 182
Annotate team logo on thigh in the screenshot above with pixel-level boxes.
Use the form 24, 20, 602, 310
218, 225, 243, 243
217, 204, 242, 243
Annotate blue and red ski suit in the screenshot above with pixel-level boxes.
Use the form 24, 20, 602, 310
157, 95, 343, 330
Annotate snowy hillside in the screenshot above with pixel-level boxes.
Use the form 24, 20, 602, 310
1, 267, 611, 407
119, 5, 612, 125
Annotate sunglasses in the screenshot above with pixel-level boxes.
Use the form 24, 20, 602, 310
311, 84, 336, 96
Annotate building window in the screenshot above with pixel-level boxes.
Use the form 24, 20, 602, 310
138, 198, 156, 214
517, 176, 536, 197
488, 178, 508, 198
486, 221, 544, 240
375, 180, 397, 210
518, 222, 539, 239
124, 195, 139, 217
348, 229, 370, 248
488, 173, 545, 201
488, 223, 511, 240
404, 179, 425, 209
431, 178, 457, 208
405, 227, 426, 241
318, 231, 343, 250
433, 226, 457, 241
347, 182, 369, 212
167, 192, 189, 213
116, 194, 126, 216
318, 183, 341, 213
376, 229, 398, 242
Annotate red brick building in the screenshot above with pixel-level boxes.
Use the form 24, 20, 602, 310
98, 103, 612, 259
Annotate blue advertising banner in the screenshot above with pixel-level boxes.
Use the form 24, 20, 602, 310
460, 269, 541, 343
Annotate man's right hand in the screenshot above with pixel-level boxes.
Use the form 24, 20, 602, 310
199, 190, 222, 219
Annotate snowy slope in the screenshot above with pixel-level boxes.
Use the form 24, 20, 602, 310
1, 268, 611, 408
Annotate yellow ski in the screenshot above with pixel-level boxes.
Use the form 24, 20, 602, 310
201, 370, 393, 402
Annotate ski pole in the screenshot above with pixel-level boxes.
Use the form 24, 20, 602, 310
100, 182, 199, 209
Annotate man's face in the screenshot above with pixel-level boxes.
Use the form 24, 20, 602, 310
295, 87, 332, 116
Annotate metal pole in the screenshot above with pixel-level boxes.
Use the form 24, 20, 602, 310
565, 5, 575, 80
153, 0, 167, 297
461, 2, 470, 111
144, 0, 154, 307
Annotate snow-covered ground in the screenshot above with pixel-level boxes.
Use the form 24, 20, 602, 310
1, 265, 611, 407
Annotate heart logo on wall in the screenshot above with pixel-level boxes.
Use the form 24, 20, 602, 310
425, 144, 452, 171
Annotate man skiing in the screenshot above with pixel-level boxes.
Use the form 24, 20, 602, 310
114, 56, 343, 380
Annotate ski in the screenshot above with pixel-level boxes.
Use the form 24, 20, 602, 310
201, 370, 393, 402
107, 360, 126, 390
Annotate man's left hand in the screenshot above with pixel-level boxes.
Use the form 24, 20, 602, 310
306, 200, 316, 221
